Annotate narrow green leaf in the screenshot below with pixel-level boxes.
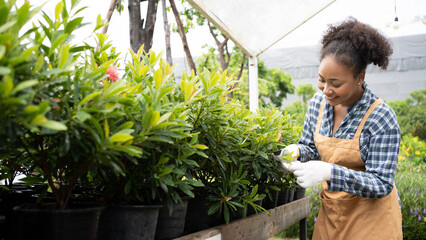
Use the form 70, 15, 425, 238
0, 20, 16, 33
30, 114, 47, 124
110, 133, 133, 142
58, 44, 70, 68
55, 1, 64, 20
79, 91, 101, 106
11, 79, 38, 94
38, 120, 67, 131
16, 2, 30, 28
191, 144, 208, 150
75, 111, 91, 123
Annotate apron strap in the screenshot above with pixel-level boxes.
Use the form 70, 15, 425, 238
354, 99, 384, 139
315, 97, 327, 135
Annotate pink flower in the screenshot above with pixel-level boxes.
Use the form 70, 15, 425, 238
106, 66, 120, 82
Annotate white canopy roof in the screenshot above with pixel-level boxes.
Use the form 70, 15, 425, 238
187, 0, 336, 57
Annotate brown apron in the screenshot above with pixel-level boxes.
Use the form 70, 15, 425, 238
312, 98, 402, 240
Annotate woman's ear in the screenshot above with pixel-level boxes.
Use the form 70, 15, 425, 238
357, 70, 366, 85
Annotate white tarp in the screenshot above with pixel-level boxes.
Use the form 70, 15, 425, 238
187, 0, 336, 57
187, 0, 336, 111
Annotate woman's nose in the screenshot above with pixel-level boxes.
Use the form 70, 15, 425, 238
323, 84, 332, 95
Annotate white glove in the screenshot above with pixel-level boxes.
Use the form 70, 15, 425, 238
274, 144, 299, 173
285, 161, 332, 188
279, 144, 299, 162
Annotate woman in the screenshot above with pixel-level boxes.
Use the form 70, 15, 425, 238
279, 17, 402, 239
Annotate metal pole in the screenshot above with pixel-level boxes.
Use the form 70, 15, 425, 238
248, 56, 258, 112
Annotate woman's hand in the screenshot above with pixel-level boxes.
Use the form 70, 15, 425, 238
284, 161, 332, 188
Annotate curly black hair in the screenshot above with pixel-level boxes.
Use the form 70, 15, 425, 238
320, 17, 393, 78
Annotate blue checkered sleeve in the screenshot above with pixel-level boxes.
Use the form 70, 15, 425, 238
329, 102, 401, 198
297, 92, 322, 162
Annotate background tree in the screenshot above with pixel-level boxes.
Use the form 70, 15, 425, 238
161, 0, 173, 65
296, 83, 316, 107
169, 0, 197, 73
102, 0, 123, 34
128, 0, 159, 54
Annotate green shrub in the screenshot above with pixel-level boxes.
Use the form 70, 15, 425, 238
396, 172, 425, 239
387, 89, 426, 140
397, 135, 426, 173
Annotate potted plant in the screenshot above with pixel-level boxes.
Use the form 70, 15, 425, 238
92, 43, 206, 240
180, 68, 301, 234
0, 1, 147, 239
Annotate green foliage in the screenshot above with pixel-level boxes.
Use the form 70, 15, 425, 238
397, 135, 425, 173
183, 68, 300, 223
282, 100, 307, 127
94, 45, 205, 207
396, 172, 425, 239
297, 83, 316, 106
387, 89, 426, 140
229, 59, 295, 108
0, 0, 204, 210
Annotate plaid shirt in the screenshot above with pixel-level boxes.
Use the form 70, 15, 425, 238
297, 83, 401, 198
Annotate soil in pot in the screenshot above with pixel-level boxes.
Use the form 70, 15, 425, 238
97, 204, 161, 240
12, 203, 101, 240
155, 198, 189, 240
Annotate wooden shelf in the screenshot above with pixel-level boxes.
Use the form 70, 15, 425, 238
174, 196, 311, 240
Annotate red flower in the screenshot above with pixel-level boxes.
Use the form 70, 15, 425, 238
106, 66, 120, 82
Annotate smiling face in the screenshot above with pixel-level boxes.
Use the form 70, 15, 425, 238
318, 55, 365, 107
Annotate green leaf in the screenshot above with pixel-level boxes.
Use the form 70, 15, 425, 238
155, 112, 172, 126
23, 105, 40, 114
146, 135, 173, 144
30, 114, 47, 124
75, 111, 91, 123
177, 183, 194, 198
110, 133, 133, 142
109, 145, 142, 157
0, 66, 10, 75
79, 91, 101, 106
184, 178, 204, 187
0, 20, 16, 33
58, 44, 70, 68
258, 151, 269, 160
94, 14, 103, 31
71, 0, 83, 10
117, 121, 134, 131
16, 2, 30, 28
207, 202, 221, 215
55, 1, 64, 21
11, 79, 38, 95
191, 144, 208, 150
64, 17, 83, 34
21, 175, 44, 185
49, 34, 68, 55
38, 120, 67, 131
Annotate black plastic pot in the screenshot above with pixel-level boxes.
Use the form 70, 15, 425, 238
287, 187, 295, 203
294, 187, 306, 201
277, 187, 289, 206
13, 203, 101, 240
97, 204, 161, 240
184, 196, 223, 235
262, 190, 279, 210
155, 198, 189, 240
